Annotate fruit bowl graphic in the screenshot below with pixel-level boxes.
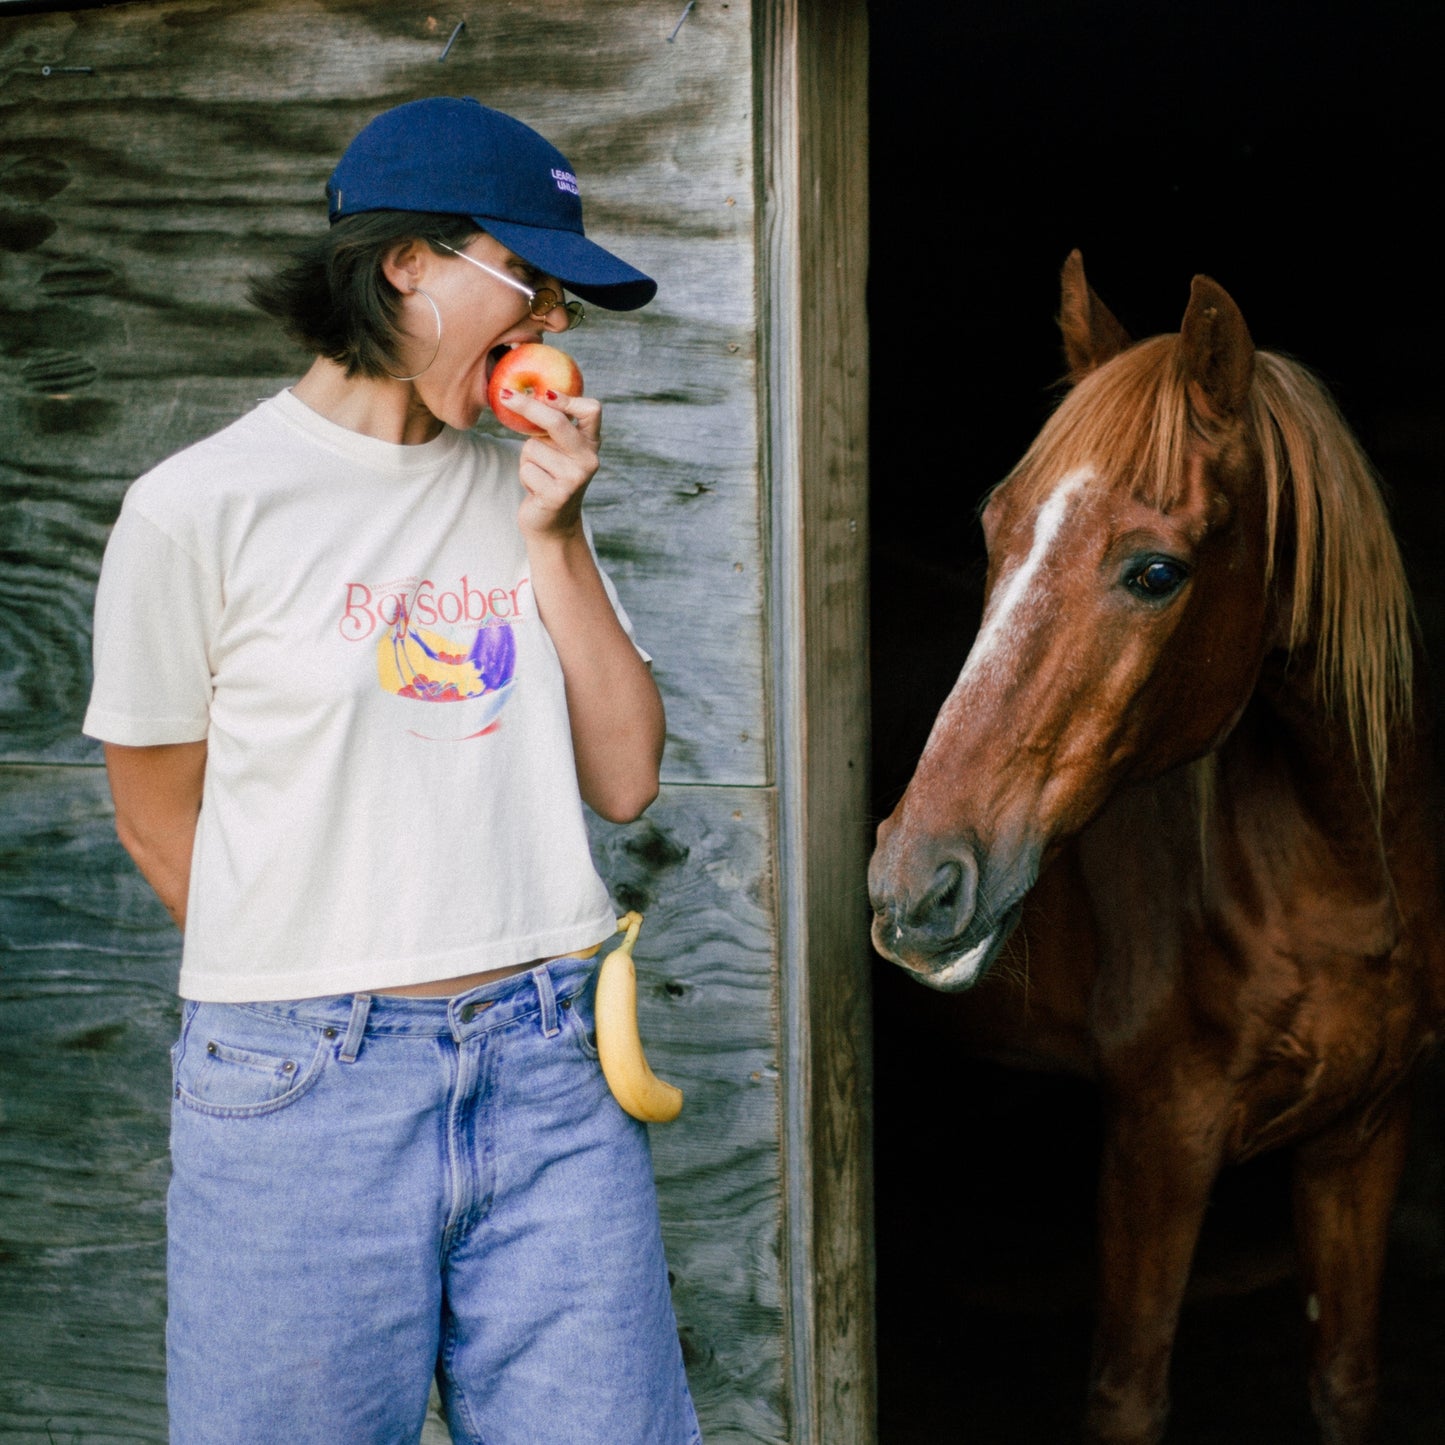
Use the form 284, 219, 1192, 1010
377, 620, 517, 740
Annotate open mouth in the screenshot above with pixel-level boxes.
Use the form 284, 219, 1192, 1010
878, 900, 1024, 993
484, 343, 514, 386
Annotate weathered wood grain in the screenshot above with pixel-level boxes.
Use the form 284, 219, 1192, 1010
587, 788, 788, 1443
0, 764, 177, 1445
0, 766, 785, 1443
0, 0, 765, 782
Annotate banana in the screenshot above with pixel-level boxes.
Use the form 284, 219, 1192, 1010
594, 911, 684, 1123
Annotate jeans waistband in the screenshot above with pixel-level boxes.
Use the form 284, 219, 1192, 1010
220, 953, 599, 1043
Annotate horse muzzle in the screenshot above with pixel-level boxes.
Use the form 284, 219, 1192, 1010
867, 831, 1033, 991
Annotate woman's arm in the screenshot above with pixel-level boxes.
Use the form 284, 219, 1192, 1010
527, 529, 665, 822
103, 740, 207, 929
507, 390, 665, 823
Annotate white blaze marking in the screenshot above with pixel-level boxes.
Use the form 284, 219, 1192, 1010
959, 466, 1091, 687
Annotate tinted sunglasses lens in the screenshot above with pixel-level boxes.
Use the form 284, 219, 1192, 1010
530, 291, 584, 331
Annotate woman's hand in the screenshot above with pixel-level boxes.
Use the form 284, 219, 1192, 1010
503, 389, 602, 539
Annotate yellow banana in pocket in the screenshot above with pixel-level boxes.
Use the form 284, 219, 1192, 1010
595, 912, 684, 1123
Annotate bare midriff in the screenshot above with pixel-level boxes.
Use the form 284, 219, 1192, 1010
371, 954, 576, 998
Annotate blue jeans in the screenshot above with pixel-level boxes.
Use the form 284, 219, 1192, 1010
166, 956, 701, 1444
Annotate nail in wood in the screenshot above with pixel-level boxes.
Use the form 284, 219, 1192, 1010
439, 22, 465, 62
667, 2, 695, 43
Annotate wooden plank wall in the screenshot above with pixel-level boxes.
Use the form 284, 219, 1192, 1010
0, 1, 877, 1440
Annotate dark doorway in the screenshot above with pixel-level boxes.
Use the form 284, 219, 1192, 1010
867, 3, 1445, 1440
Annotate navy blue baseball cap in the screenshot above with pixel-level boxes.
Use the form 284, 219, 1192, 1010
327, 97, 656, 311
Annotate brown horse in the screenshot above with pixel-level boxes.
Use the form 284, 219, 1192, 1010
868, 252, 1445, 1445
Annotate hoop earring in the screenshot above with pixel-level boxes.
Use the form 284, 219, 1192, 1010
384, 287, 442, 382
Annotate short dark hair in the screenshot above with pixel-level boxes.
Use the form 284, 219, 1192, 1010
247, 212, 480, 378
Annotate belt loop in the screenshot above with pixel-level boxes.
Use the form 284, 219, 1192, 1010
339, 993, 372, 1063
534, 965, 559, 1038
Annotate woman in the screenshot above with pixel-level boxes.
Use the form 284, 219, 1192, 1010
83, 96, 700, 1445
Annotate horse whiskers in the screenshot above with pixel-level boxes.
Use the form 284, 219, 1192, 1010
991, 943, 1032, 995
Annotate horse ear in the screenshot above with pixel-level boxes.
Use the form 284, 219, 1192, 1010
1179, 275, 1255, 421
1059, 249, 1132, 382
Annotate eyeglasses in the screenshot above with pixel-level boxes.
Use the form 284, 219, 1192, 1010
435, 242, 585, 331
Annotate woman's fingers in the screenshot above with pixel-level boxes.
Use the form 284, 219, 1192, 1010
497, 389, 601, 449
500, 391, 603, 534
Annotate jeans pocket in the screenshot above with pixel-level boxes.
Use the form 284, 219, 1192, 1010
174, 1005, 329, 1119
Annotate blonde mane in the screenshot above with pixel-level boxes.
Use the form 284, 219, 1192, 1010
999, 335, 1414, 802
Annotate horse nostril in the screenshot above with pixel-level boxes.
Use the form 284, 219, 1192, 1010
908, 852, 979, 942
922, 860, 962, 916
922, 862, 959, 919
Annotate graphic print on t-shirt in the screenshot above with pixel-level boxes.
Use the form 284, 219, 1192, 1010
339, 572, 528, 741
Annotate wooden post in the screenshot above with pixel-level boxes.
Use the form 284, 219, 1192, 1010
761, 1, 876, 1440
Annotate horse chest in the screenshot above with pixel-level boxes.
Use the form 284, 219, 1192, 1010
1077, 824, 1421, 1149
1158, 914, 1423, 1161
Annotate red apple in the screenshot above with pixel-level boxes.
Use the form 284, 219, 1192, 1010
486, 342, 584, 436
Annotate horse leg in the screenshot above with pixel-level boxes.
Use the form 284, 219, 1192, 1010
1291, 1091, 1411, 1445
1084, 1098, 1224, 1445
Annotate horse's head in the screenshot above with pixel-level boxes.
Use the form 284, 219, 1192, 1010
869, 253, 1281, 989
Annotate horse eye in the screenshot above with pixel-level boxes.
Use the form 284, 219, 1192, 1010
1126, 558, 1189, 599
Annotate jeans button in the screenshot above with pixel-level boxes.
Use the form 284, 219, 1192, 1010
460, 1003, 477, 1023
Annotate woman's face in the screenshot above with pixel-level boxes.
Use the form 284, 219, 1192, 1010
390, 232, 571, 432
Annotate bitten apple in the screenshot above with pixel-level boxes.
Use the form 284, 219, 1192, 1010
486, 342, 584, 436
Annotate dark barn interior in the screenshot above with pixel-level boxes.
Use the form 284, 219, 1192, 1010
866, 2, 1445, 1440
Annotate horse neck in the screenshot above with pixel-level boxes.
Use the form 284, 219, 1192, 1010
1226, 646, 1418, 895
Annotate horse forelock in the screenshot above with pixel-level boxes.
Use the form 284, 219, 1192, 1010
992, 337, 1413, 805
996, 336, 1196, 515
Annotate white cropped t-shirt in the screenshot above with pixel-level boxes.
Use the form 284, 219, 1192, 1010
84, 390, 638, 1002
